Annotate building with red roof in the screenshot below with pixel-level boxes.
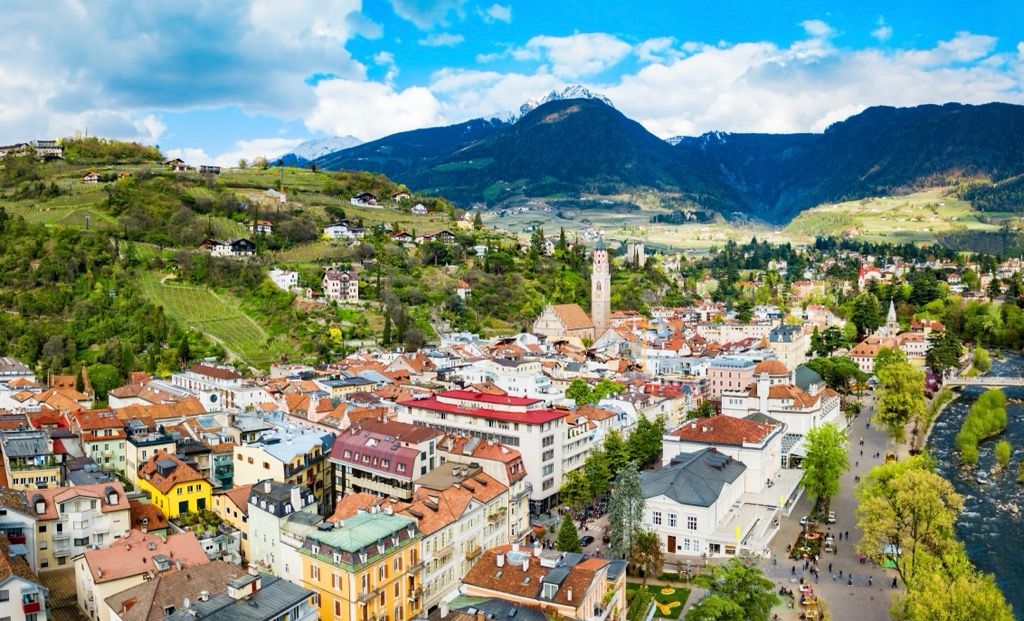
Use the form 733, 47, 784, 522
664, 415, 785, 494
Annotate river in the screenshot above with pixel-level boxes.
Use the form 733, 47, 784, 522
927, 352, 1024, 618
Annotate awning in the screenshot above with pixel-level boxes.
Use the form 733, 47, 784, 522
788, 437, 808, 458
9, 544, 29, 556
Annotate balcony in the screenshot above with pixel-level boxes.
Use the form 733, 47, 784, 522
357, 588, 380, 604
101, 450, 113, 458
53, 532, 70, 541
409, 560, 426, 573
464, 547, 482, 561
53, 547, 71, 558
23, 602, 41, 614
92, 522, 110, 534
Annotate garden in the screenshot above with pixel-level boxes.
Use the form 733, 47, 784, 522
625, 582, 690, 619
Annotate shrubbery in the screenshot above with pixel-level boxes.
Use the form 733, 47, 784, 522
955, 389, 1008, 466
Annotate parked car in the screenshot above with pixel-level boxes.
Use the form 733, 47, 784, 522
799, 516, 819, 527
827, 511, 836, 524
580, 535, 595, 547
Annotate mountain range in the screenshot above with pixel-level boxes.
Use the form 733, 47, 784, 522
279, 135, 362, 167
313, 92, 1024, 223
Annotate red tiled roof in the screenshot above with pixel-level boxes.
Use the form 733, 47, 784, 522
668, 415, 777, 446
400, 397, 565, 425
129, 500, 169, 533
138, 451, 207, 495
83, 531, 208, 583
188, 364, 241, 381
438, 390, 541, 407
31, 482, 130, 520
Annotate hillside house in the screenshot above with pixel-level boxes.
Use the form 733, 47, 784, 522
322, 270, 359, 302
248, 220, 273, 235
350, 192, 378, 207
411, 203, 428, 215
164, 158, 187, 172
83, 172, 101, 184
323, 221, 364, 240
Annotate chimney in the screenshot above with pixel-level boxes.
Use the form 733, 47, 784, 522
533, 543, 541, 557
476, 611, 485, 621
567, 587, 573, 602
290, 486, 302, 511
522, 558, 529, 572
440, 602, 449, 618
511, 543, 519, 553
497, 552, 505, 567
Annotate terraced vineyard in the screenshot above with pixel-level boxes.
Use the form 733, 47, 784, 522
138, 272, 275, 369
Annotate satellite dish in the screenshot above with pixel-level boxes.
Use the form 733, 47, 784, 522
184, 598, 191, 609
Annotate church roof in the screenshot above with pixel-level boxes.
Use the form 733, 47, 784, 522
551, 304, 594, 331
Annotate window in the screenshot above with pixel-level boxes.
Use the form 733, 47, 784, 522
542, 450, 553, 461
542, 435, 554, 447
187, 485, 194, 493
361, 574, 368, 591
687, 516, 697, 531
335, 600, 342, 616
398, 464, 406, 473
541, 465, 553, 476
379, 564, 386, 581
38, 525, 46, 533
379, 592, 385, 607
163, 606, 176, 616
74, 538, 89, 547
394, 582, 400, 597
39, 541, 46, 550
0, 590, 9, 602
237, 454, 242, 461
652, 511, 662, 525
311, 565, 319, 580
248, 457, 254, 464
382, 459, 389, 469
333, 573, 340, 589
263, 462, 270, 470
669, 514, 677, 528
393, 556, 402, 572
344, 450, 351, 459
542, 478, 554, 491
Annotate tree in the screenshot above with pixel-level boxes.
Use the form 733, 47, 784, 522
686, 558, 779, 621
555, 513, 582, 553
592, 378, 625, 402
177, 332, 191, 368
627, 414, 665, 468
603, 430, 630, 474
995, 440, 1012, 468
734, 297, 754, 323
629, 530, 664, 587
381, 312, 392, 345
895, 548, 1014, 621
237, 158, 248, 169
86, 363, 121, 401
926, 329, 964, 377
804, 356, 867, 395
988, 276, 1003, 299
559, 469, 590, 510
851, 292, 882, 338
856, 455, 963, 589
875, 362, 926, 443
473, 211, 483, 230
583, 449, 611, 500
873, 346, 908, 377
689, 400, 716, 418
608, 461, 645, 558
566, 378, 594, 405
801, 422, 849, 513
973, 344, 991, 373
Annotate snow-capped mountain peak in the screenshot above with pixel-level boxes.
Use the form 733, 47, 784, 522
513, 85, 615, 122
289, 136, 363, 161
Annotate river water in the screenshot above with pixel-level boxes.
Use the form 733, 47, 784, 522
927, 352, 1024, 618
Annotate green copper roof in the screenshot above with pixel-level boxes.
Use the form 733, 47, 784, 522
307, 511, 415, 552
595, 236, 605, 250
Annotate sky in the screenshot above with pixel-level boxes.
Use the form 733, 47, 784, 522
2, 1, 1023, 167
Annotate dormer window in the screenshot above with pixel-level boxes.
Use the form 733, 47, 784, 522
311, 544, 320, 556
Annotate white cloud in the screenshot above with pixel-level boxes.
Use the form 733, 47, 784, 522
164, 147, 212, 164
635, 37, 679, 64
872, 17, 892, 42
206, 137, 307, 168
429, 68, 562, 120
800, 19, 834, 39
513, 33, 633, 79
479, 3, 511, 24
390, 0, 465, 29
307, 79, 444, 140
419, 32, 465, 47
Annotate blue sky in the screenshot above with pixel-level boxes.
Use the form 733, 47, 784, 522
1, 0, 1022, 167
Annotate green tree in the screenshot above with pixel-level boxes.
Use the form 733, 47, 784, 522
988, 276, 1003, 299
851, 292, 882, 338
177, 332, 192, 369
875, 362, 926, 444
86, 363, 121, 401
555, 513, 582, 553
973, 344, 991, 373
627, 414, 665, 468
856, 455, 962, 589
995, 440, 1012, 468
559, 469, 590, 510
926, 329, 964, 377
961, 268, 980, 291
629, 530, 665, 587
801, 422, 849, 513
473, 211, 483, 230
804, 356, 867, 395
734, 297, 754, 323
583, 449, 611, 500
608, 461, 645, 558
603, 430, 630, 475
686, 558, 779, 621
896, 548, 1014, 621
382, 312, 392, 345
593, 377, 625, 402
566, 378, 594, 405
873, 346, 908, 377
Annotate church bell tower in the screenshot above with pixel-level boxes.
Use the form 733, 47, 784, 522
591, 238, 611, 337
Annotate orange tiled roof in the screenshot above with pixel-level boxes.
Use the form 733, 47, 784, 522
138, 451, 207, 495
551, 304, 594, 331
83, 530, 208, 583
30, 482, 130, 520
668, 415, 777, 446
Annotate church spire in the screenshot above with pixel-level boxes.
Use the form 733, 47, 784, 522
887, 299, 897, 323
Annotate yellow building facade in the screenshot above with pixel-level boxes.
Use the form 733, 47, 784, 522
300, 511, 423, 621
136, 451, 212, 518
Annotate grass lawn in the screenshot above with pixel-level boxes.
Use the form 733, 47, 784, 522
626, 582, 691, 618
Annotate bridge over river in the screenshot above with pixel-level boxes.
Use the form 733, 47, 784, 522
944, 376, 1024, 387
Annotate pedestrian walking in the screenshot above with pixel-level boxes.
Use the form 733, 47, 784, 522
828, 563, 833, 573
839, 570, 843, 579
832, 573, 837, 582
838, 532, 842, 541
848, 576, 853, 587
792, 565, 796, 576
892, 576, 898, 589
773, 555, 777, 566
869, 576, 873, 587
